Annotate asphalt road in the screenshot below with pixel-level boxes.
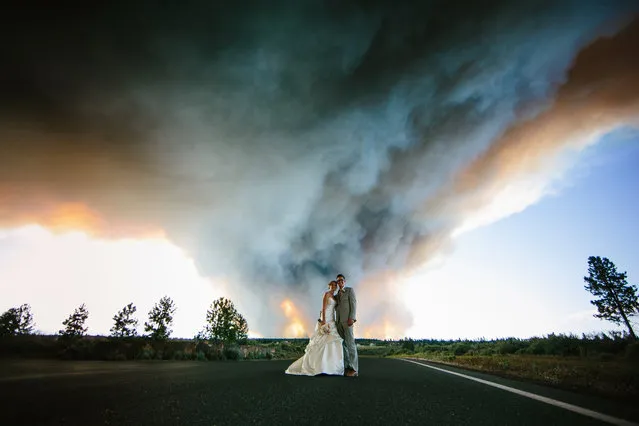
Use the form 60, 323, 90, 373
1, 358, 638, 426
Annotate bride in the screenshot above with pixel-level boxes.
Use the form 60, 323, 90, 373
285, 280, 344, 376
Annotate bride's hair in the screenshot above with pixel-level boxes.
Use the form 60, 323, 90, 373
327, 280, 337, 289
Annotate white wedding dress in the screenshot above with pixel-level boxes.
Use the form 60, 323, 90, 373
285, 296, 344, 376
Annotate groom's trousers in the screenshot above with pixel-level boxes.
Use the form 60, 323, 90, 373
337, 322, 359, 373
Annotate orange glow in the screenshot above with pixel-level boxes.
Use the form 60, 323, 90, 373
41, 202, 105, 233
0, 200, 166, 239
280, 299, 309, 338
361, 317, 405, 340
355, 271, 415, 339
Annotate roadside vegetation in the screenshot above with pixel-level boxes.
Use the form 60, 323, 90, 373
376, 333, 638, 401
378, 255, 639, 401
1, 255, 637, 401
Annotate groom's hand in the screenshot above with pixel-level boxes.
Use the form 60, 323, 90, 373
347, 318, 355, 327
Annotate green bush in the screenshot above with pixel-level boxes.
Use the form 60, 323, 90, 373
58, 339, 93, 360
136, 347, 155, 360
478, 347, 495, 356
223, 345, 243, 361
420, 344, 446, 353
401, 338, 415, 352
526, 339, 546, 355
451, 342, 471, 356
206, 345, 225, 361
541, 333, 581, 356
495, 338, 525, 355
245, 348, 271, 359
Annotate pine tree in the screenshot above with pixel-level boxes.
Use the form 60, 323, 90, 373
144, 296, 176, 340
584, 256, 638, 340
205, 297, 249, 344
110, 303, 139, 337
59, 303, 89, 338
0, 304, 35, 336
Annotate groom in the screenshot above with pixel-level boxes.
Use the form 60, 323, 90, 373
335, 273, 358, 377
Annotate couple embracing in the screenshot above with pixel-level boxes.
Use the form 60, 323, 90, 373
285, 274, 359, 377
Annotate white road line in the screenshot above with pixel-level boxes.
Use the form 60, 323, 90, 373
400, 358, 638, 426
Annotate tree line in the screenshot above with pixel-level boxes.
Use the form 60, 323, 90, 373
1, 255, 638, 341
0, 296, 249, 345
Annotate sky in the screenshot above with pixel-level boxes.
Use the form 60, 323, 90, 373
402, 131, 639, 340
1, 1, 638, 339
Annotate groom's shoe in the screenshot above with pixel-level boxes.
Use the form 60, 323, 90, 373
345, 369, 358, 377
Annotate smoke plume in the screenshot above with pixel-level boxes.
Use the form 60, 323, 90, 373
1, 1, 637, 336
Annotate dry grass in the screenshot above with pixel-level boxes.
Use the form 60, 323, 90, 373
397, 353, 639, 401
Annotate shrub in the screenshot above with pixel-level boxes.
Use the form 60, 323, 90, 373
92, 339, 123, 360
401, 338, 415, 352
136, 347, 155, 360
206, 344, 225, 361
58, 338, 92, 360
495, 338, 525, 355
421, 344, 446, 353
452, 342, 471, 356
478, 347, 495, 356
224, 345, 243, 361
280, 342, 292, 351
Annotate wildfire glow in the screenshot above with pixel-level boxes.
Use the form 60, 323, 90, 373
0, 201, 167, 239
40, 202, 105, 232
361, 318, 405, 341
280, 299, 309, 338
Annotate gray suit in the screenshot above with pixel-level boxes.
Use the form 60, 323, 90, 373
336, 287, 358, 373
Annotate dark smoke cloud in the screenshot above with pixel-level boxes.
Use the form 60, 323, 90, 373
1, 1, 637, 335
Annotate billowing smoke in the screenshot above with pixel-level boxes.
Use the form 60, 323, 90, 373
1, 1, 637, 336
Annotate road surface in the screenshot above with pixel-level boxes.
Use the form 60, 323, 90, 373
1, 358, 637, 425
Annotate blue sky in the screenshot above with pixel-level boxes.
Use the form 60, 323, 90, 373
404, 130, 639, 339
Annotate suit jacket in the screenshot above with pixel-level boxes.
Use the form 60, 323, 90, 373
336, 287, 357, 324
